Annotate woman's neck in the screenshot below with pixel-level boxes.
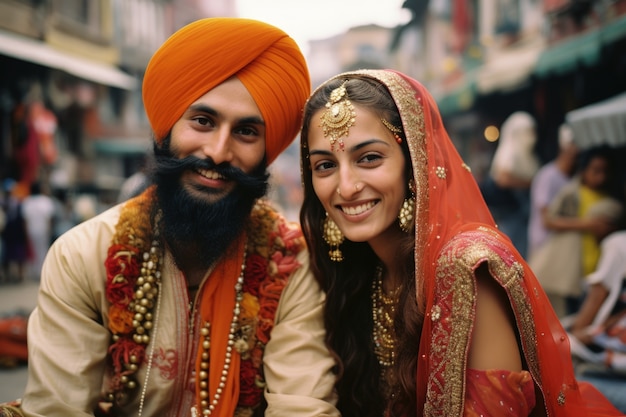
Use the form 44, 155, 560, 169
369, 230, 406, 291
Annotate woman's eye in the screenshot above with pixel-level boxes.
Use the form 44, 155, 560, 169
313, 161, 335, 172
360, 153, 382, 164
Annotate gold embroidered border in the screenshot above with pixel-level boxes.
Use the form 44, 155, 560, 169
427, 227, 540, 416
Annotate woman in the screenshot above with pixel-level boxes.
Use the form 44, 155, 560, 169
299, 69, 623, 417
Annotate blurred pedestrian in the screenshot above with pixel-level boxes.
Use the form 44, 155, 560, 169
50, 188, 76, 244
528, 123, 579, 259
568, 230, 626, 343
1, 180, 31, 283
21, 182, 55, 280
483, 111, 539, 258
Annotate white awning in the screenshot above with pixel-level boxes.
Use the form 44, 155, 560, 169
0, 30, 138, 90
566, 92, 626, 150
476, 38, 545, 94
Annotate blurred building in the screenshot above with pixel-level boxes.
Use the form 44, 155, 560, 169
306, 0, 626, 181
0, 0, 234, 205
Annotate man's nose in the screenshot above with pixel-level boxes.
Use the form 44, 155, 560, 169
202, 129, 233, 165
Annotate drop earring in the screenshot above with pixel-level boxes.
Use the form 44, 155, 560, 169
398, 180, 415, 233
323, 213, 344, 262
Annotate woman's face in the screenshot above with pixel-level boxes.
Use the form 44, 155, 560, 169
307, 104, 407, 246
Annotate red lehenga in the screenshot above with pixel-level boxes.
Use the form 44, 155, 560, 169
342, 69, 623, 417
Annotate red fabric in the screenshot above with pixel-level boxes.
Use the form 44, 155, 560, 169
0, 316, 28, 364
142, 17, 310, 165
464, 369, 535, 416
452, 0, 472, 52
28, 101, 58, 165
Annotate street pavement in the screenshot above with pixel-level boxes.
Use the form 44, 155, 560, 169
0, 280, 38, 403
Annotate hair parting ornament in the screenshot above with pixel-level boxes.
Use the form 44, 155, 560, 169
319, 80, 356, 151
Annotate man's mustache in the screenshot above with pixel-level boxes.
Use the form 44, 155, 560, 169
152, 153, 268, 188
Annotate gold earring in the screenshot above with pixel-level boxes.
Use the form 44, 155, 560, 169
398, 180, 415, 233
323, 213, 344, 262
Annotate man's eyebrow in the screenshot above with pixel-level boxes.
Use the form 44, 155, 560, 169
187, 104, 265, 126
187, 103, 218, 116
238, 116, 265, 126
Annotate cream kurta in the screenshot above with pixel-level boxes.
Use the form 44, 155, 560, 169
21, 204, 339, 417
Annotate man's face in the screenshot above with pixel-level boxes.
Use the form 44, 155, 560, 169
168, 76, 266, 204
151, 77, 270, 269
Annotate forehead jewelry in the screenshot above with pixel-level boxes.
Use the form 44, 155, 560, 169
381, 118, 403, 144
319, 81, 356, 151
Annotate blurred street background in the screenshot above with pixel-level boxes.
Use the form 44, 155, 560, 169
1, 0, 625, 412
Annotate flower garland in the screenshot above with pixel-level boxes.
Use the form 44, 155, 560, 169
102, 187, 160, 409
101, 187, 305, 415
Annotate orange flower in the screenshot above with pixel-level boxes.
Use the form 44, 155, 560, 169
108, 304, 134, 335
240, 293, 260, 321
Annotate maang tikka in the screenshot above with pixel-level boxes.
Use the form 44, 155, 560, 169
319, 81, 356, 151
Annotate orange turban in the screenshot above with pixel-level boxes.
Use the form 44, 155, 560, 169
142, 18, 311, 165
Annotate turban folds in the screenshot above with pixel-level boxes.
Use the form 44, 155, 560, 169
142, 18, 311, 165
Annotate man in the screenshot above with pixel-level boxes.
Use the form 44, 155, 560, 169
17, 18, 339, 417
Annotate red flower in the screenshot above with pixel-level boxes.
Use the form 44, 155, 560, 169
270, 252, 301, 279
105, 246, 140, 305
243, 254, 268, 297
108, 337, 145, 374
276, 222, 303, 253
238, 360, 263, 407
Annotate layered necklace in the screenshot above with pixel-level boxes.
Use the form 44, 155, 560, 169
371, 266, 398, 368
371, 265, 401, 402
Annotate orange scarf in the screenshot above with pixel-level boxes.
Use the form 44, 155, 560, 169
195, 235, 247, 416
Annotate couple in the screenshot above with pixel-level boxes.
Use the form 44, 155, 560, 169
11, 17, 624, 417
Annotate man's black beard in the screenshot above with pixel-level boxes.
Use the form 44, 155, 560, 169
151, 142, 269, 271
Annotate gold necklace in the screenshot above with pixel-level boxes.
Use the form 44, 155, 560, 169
371, 266, 398, 368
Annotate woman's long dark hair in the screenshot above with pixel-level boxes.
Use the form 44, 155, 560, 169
300, 76, 422, 417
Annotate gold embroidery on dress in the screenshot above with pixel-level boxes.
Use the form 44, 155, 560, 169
425, 229, 540, 417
